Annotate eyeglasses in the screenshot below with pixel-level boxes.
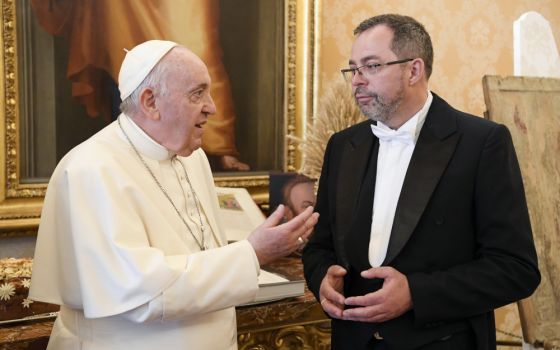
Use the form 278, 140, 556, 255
341, 58, 414, 82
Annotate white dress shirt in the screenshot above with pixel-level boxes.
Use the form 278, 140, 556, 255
368, 91, 433, 267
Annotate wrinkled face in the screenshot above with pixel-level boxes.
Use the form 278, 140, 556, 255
155, 50, 216, 157
350, 25, 407, 124
288, 182, 316, 215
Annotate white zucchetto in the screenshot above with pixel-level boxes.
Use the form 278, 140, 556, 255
118, 40, 178, 101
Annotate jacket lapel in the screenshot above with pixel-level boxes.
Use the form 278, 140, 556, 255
336, 122, 378, 270
383, 95, 460, 265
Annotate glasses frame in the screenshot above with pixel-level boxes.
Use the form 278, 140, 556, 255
341, 58, 414, 81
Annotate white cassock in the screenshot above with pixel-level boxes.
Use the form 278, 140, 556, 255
29, 114, 260, 350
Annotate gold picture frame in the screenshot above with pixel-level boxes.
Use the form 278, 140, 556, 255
0, 0, 320, 234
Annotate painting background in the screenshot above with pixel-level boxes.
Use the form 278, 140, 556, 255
17, 0, 284, 182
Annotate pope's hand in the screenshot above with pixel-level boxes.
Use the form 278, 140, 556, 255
342, 266, 412, 323
248, 205, 319, 266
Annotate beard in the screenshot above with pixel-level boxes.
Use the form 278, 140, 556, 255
355, 84, 405, 124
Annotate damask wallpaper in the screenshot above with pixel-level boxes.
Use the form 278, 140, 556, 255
317, 0, 560, 346
318, 0, 560, 117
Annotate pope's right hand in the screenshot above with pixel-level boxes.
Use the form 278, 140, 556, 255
247, 205, 318, 266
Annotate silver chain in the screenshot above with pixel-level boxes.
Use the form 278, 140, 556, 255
118, 117, 207, 251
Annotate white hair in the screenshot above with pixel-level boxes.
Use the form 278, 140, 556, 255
119, 53, 173, 116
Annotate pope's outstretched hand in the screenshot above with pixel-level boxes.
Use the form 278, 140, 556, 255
248, 205, 318, 265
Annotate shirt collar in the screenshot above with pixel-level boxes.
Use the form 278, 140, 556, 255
119, 113, 175, 161
376, 90, 433, 143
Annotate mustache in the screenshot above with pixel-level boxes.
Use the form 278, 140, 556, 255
354, 87, 375, 98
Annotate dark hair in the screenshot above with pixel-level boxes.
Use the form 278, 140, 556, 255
354, 14, 433, 79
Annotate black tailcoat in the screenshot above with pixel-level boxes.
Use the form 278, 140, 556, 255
303, 93, 540, 350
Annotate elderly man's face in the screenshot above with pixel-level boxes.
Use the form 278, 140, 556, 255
156, 49, 216, 157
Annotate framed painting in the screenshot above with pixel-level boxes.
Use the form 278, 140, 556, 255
0, 0, 320, 234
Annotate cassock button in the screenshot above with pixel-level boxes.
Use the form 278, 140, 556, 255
373, 331, 384, 340
435, 217, 444, 225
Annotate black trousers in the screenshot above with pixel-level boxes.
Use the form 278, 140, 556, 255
369, 329, 476, 350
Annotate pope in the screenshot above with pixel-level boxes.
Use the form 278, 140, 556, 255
30, 40, 319, 350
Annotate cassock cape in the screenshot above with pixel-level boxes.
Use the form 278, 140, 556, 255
30, 115, 259, 349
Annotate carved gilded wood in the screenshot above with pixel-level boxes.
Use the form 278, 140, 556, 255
238, 322, 331, 350
0, 0, 320, 234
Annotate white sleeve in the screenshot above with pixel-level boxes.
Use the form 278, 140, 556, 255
119, 240, 259, 323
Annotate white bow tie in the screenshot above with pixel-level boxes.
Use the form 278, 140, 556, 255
371, 124, 415, 145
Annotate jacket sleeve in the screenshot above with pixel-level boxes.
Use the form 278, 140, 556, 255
407, 124, 540, 326
303, 135, 340, 301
